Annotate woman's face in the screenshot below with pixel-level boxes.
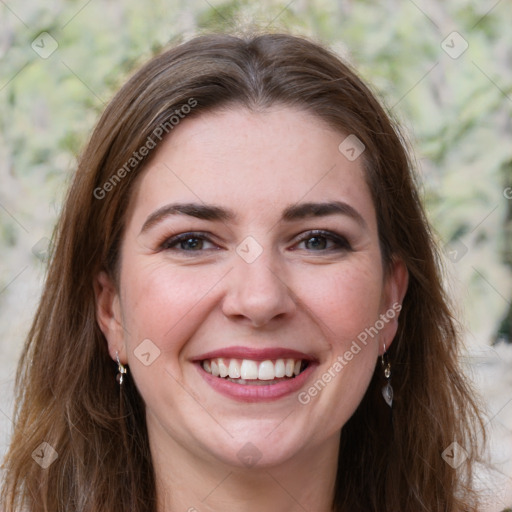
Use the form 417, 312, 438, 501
96, 106, 407, 469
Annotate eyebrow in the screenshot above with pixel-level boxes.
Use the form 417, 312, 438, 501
139, 200, 367, 234
140, 203, 234, 234
282, 201, 366, 227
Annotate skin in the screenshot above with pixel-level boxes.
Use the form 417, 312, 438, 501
95, 106, 408, 512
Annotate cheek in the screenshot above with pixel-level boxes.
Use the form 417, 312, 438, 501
119, 259, 227, 353
296, 261, 384, 346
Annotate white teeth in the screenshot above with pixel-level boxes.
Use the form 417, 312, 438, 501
285, 358, 294, 377
274, 359, 285, 378
201, 357, 307, 382
240, 359, 258, 380
258, 360, 275, 380
218, 358, 229, 378
228, 359, 241, 379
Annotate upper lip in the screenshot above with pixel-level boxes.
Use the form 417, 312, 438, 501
192, 346, 318, 362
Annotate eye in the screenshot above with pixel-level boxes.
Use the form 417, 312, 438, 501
160, 232, 218, 252
294, 230, 352, 252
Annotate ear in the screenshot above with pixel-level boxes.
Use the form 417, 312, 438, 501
378, 257, 409, 355
93, 270, 127, 363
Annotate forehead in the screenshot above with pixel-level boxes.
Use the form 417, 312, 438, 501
126, 106, 376, 230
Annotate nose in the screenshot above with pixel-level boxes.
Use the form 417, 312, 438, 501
221, 249, 297, 328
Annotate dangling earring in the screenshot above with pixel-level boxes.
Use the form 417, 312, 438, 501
116, 351, 127, 385
381, 344, 393, 407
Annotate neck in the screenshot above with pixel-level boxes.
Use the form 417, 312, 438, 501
151, 426, 340, 512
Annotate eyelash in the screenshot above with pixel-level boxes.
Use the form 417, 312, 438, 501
293, 230, 353, 252
159, 230, 353, 254
160, 232, 214, 252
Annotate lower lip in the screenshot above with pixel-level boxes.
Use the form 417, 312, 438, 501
195, 363, 316, 402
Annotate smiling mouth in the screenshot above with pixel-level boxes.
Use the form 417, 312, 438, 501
201, 357, 309, 385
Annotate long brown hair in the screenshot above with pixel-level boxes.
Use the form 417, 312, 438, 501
1, 33, 485, 511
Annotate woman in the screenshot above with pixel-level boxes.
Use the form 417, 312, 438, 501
1, 33, 485, 511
